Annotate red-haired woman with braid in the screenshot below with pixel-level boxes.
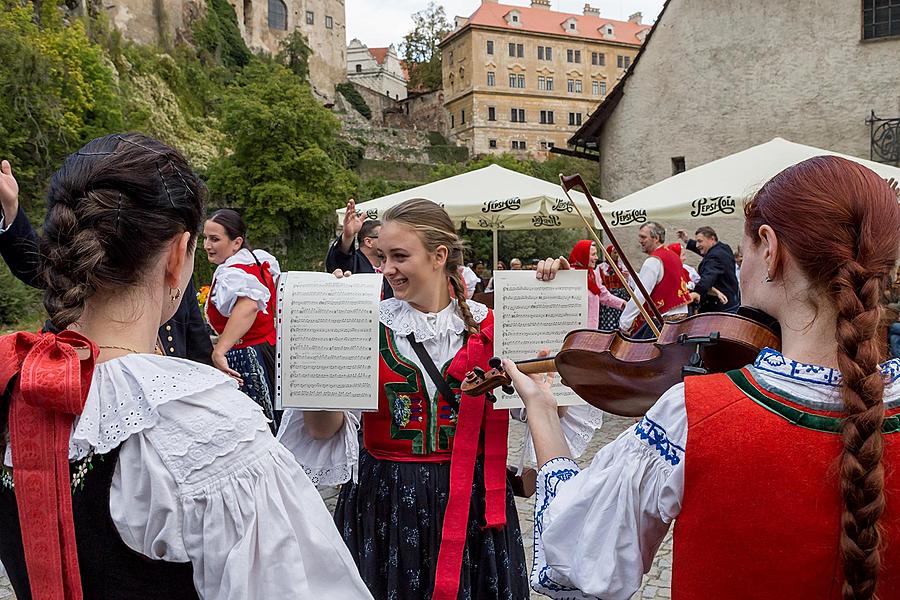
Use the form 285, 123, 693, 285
509, 156, 900, 599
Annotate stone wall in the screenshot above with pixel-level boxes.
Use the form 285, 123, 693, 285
389, 90, 450, 137
598, 0, 900, 202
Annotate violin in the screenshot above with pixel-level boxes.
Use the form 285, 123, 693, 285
462, 174, 781, 417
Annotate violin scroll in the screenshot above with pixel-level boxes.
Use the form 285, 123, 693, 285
462, 359, 514, 397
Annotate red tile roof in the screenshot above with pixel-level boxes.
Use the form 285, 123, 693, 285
447, 2, 650, 46
369, 47, 389, 65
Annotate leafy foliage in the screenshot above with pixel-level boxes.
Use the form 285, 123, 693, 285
278, 31, 312, 80
192, 0, 251, 68
336, 82, 372, 119
401, 2, 450, 91
0, 267, 42, 329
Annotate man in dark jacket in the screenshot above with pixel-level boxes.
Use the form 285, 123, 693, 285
677, 226, 741, 314
0, 159, 213, 365
326, 198, 393, 298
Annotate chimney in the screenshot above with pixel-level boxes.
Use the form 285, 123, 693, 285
531, 0, 551, 10
583, 3, 600, 17
628, 11, 642, 24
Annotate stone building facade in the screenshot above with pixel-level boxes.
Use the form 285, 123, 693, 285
573, 0, 900, 201
98, 0, 346, 102
439, 0, 648, 158
347, 40, 408, 100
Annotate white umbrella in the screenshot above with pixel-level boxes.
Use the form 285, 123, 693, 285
601, 137, 900, 227
337, 164, 607, 266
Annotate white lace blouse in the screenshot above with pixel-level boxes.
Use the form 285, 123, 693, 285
5, 354, 372, 600
209, 249, 281, 317
277, 298, 605, 486
531, 349, 900, 599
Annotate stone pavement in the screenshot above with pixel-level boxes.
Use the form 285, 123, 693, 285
0, 414, 671, 599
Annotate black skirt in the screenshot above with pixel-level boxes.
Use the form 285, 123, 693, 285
334, 449, 529, 600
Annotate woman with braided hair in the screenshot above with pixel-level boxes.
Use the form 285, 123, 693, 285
507, 156, 900, 599
0, 133, 371, 599
278, 198, 531, 599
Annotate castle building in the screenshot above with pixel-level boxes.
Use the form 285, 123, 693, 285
439, 0, 649, 157
99, 0, 347, 102
347, 40, 408, 100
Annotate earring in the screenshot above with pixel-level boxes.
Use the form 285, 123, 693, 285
764, 274, 773, 283
169, 287, 182, 305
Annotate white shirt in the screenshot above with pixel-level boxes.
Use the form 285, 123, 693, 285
277, 298, 605, 486
530, 349, 900, 599
209, 249, 281, 317
618, 254, 689, 332
4, 354, 372, 600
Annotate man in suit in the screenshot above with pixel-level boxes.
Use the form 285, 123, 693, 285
326, 198, 393, 298
677, 226, 741, 314
0, 159, 214, 364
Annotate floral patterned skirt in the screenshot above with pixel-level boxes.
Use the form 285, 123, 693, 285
334, 449, 529, 600
226, 342, 277, 432
600, 286, 630, 330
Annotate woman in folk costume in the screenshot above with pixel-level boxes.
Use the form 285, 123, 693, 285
568, 239, 626, 330
0, 133, 371, 600
279, 198, 530, 599
507, 156, 900, 599
203, 209, 279, 428
598, 244, 631, 330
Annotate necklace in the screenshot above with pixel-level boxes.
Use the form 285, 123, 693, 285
98, 344, 146, 354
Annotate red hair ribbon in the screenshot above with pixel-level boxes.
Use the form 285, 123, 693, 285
0, 331, 99, 600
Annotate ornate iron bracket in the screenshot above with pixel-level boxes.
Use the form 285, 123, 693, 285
867, 110, 900, 166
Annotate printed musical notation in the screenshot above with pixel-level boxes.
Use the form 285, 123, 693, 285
493, 270, 588, 409
275, 272, 382, 410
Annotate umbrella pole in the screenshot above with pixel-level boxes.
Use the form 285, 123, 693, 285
492, 227, 499, 269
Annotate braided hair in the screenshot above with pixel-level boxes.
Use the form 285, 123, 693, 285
744, 156, 900, 599
382, 198, 479, 336
41, 133, 205, 329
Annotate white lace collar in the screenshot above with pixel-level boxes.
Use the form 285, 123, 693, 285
4, 354, 236, 467
379, 297, 488, 342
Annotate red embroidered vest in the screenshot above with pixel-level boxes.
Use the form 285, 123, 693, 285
206, 262, 277, 348
674, 369, 900, 599
364, 312, 497, 462
631, 246, 692, 333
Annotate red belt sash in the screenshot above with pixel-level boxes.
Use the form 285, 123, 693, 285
0, 331, 99, 600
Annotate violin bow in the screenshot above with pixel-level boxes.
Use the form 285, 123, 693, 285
559, 173, 664, 337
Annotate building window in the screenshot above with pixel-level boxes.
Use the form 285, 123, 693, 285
548, 141, 555, 148
568, 112, 582, 126
509, 42, 516, 57
672, 156, 686, 175
538, 45, 552, 60
575, 50, 582, 63
598, 52, 606, 66
863, 0, 900, 39
546, 77, 554, 91
489, 139, 497, 149
618, 55, 632, 68
591, 52, 598, 65
521, 140, 526, 150
325, 15, 333, 29
509, 73, 516, 87
487, 40, 494, 54
355, 64, 362, 73
592, 80, 599, 95
567, 49, 574, 62
512, 140, 527, 150
509, 42, 524, 58
269, 0, 288, 30
449, 51, 454, 65
624, 56, 631, 68
600, 81, 607, 95
538, 76, 545, 90
567, 79, 574, 93
451, 114, 455, 128
488, 106, 496, 121
305, 9, 314, 25
512, 14, 519, 23
461, 110, 466, 124
517, 73, 525, 88
487, 71, 495, 86
539, 110, 554, 124
575, 80, 582, 93
511, 108, 525, 122
569, 21, 576, 30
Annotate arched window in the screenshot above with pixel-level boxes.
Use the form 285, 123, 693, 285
268, 0, 288, 30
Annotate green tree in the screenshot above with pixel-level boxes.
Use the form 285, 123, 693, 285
278, 31, 312, 80
206, 60, 358, 246
400, 2, 450, 91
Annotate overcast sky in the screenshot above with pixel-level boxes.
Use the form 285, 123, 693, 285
345, 0, 665, 48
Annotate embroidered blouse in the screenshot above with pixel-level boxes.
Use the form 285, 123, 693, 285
277, 298, 605, 486
209, 249, 281, 316
3, 354, 372, 600
531, 348, 900, 599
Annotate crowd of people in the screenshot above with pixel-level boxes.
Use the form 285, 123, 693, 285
0, 133, 899, 600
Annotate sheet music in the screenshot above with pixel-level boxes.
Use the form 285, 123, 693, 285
275, 272, 382, 410
493, 270, 588, 409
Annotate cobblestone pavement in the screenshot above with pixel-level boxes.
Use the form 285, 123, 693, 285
0, 414, 671, 599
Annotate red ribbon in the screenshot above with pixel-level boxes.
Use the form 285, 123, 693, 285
433, 319, 509, 600
0, 331, 98, 600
